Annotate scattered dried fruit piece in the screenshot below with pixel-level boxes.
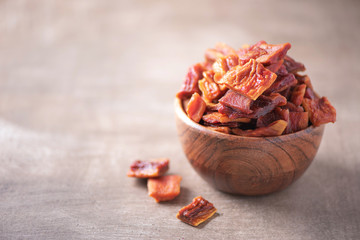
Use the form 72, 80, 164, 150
176, 196, 217, 227
127, 158, 170, 178
302, 97, 336, 127
148, 175, 182, 202
186, 92, 206, 123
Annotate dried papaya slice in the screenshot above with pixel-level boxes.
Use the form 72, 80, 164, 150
177, 63, 204, 99
302, 97, 336, 127
147, 175, 182, 202
176, 196, 217, 227
186, 92, 206, 123
216, 59, 277, 100
127, 158, 169, 178
232, 120, 287, 137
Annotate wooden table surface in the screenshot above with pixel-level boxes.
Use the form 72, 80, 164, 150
1, 0, 359, 239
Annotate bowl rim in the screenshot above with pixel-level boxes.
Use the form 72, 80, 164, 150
175, 96, 323, 141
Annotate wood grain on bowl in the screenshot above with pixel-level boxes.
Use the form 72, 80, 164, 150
175, 97, 324, 195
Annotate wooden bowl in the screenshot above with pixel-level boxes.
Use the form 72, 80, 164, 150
175, 97, 325, 196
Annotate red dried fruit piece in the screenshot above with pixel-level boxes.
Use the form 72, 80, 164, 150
205, 102, 221, 112
302, 97, 336, 127
202, 112, 251, 124
266, 59, 284, 73
213, 54, 239, 82
205, 42, 237, 64
256, 107, 289, 128
284, 55, 305, 73
219, 90, 253, 114
304, 87, 319, 100
127, 158, 169, 178
250, 93, 287, 117
279, 87, 291, 99
176, 196, 217, 227
186, 92, 206, 123
198, 71, 222, 102
216, 59, 277, 100
295, 74, 313, 89
290, 84, 306, 106
238, 41, 291, 66
232, 120, 287, 137
264, 73, 297, 94
282, 101, 304, 112
177, 63, 204, 99
148, 175, 182, 202
218, 93, 287, 119
284, 112, 309, 134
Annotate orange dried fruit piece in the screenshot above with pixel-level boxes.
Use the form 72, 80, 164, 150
302, 97, 336, 127
147, 175, 182, 202
176, 196, 217, 227
186, 92, 206, 123
202, 112, 250, 124
213, 54, 239, 83
205, 126, 231, 134
232, 119, 287, 137
127, 158, 169, 178
198, 71, 222, 102
205, 42, 237, 64
216, 59, 277, 100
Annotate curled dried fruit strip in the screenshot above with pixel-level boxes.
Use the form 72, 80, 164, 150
186, 92, 206, 123
216, 59, 277, 100
302, 97, 336, 127
127, 158, 169, 178
147, 175, 182, 202
176, 196, 217, 227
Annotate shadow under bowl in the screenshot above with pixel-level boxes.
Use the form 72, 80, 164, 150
175, 97, 324, 196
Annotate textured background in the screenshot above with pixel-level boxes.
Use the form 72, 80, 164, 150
0, 0, 359, 239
